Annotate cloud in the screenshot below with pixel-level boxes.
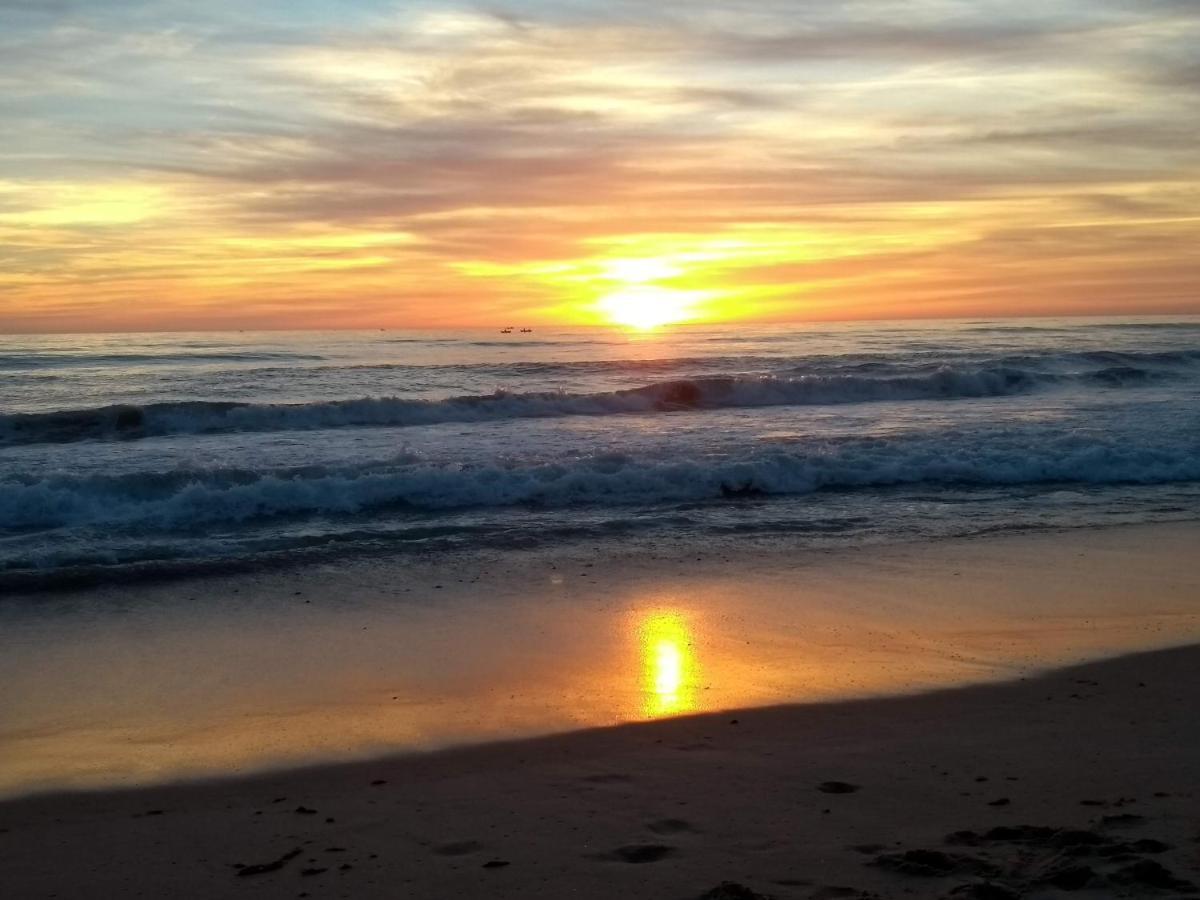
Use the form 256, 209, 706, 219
1, 0, 1198, 329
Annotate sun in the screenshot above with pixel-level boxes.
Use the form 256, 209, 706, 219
593, 254, 713, 329
597, 286, 701, 330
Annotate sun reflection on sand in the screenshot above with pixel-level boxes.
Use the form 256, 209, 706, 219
638, 610, 699, 717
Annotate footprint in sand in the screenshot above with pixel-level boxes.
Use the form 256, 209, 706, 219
581, 773, 633, 784
873, 849, 1000, 878
1100, 812, 1145, 828
695, 883, 777, 899
945, 885, 1020, 900
817, 781, 860, 794
234, 847, 303, 877
593, 844, 676, 863
874, 822, 1194, 896
647, 818, 696, 835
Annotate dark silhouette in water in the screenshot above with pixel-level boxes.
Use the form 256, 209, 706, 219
720, 482, 766, 499
114, 406, 144, 431
656, 380, 703, 409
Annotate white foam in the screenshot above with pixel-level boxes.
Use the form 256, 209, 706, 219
4, 433, 1198, 531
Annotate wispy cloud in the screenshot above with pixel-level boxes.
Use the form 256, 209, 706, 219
1, 0, 1197, 330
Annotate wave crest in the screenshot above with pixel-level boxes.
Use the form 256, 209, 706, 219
0, 362, 1178, 447
4, 434, 1198, 532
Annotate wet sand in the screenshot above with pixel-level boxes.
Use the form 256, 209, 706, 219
2, 523, 1199, 897
3, 522, 1200, 798
3, 643, 1199, 899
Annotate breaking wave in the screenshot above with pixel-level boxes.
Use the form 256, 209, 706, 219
4, 432, 1199, 532
0, 360, 1182, 447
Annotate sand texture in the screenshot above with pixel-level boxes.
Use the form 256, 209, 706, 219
3, 641, 1199, 899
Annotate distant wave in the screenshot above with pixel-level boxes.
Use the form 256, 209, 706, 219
1, 359, 1188, 447
964, 321, 1200, 334
1086, 322, 1200, 331
221, 348, 1200, 382
784, 349, 1200, 376
378, 337, 464, 344
462, 339, 606, 348
4, 433, 1199, 532
272, 355, 767, 377
1008, 349, 1200, 368
0, 351, 325, 370
24, 347, 1195, 382
380, 337, 612, 347
961, 325, 1071, 333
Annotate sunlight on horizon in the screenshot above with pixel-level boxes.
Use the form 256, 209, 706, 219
4, 0, 1195, 332
596, 285, 709, 330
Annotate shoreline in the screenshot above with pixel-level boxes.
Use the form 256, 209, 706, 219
3, 521, 1200, 802
5, 513, 1199, 597
4, 642, 1199, 898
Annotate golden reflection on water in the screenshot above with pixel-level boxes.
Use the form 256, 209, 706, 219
638, 610, 699, 717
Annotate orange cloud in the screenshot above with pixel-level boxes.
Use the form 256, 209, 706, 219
1, 1, 1198, 331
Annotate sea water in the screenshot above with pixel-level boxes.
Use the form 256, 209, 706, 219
3, 317, 1199, 588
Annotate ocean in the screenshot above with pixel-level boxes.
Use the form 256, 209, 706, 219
3, 317, 1200, 589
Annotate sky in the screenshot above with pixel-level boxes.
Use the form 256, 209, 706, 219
1, 0, 1198, 332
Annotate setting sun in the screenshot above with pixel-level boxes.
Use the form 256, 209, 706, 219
597, 285, 704, 330
591, 252, 718, 329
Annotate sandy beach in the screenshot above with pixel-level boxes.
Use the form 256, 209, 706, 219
4, 523, 1200, 795
3, 644, 1199, 899
6, 0, 1200, 891
3, 523, 1200, 899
